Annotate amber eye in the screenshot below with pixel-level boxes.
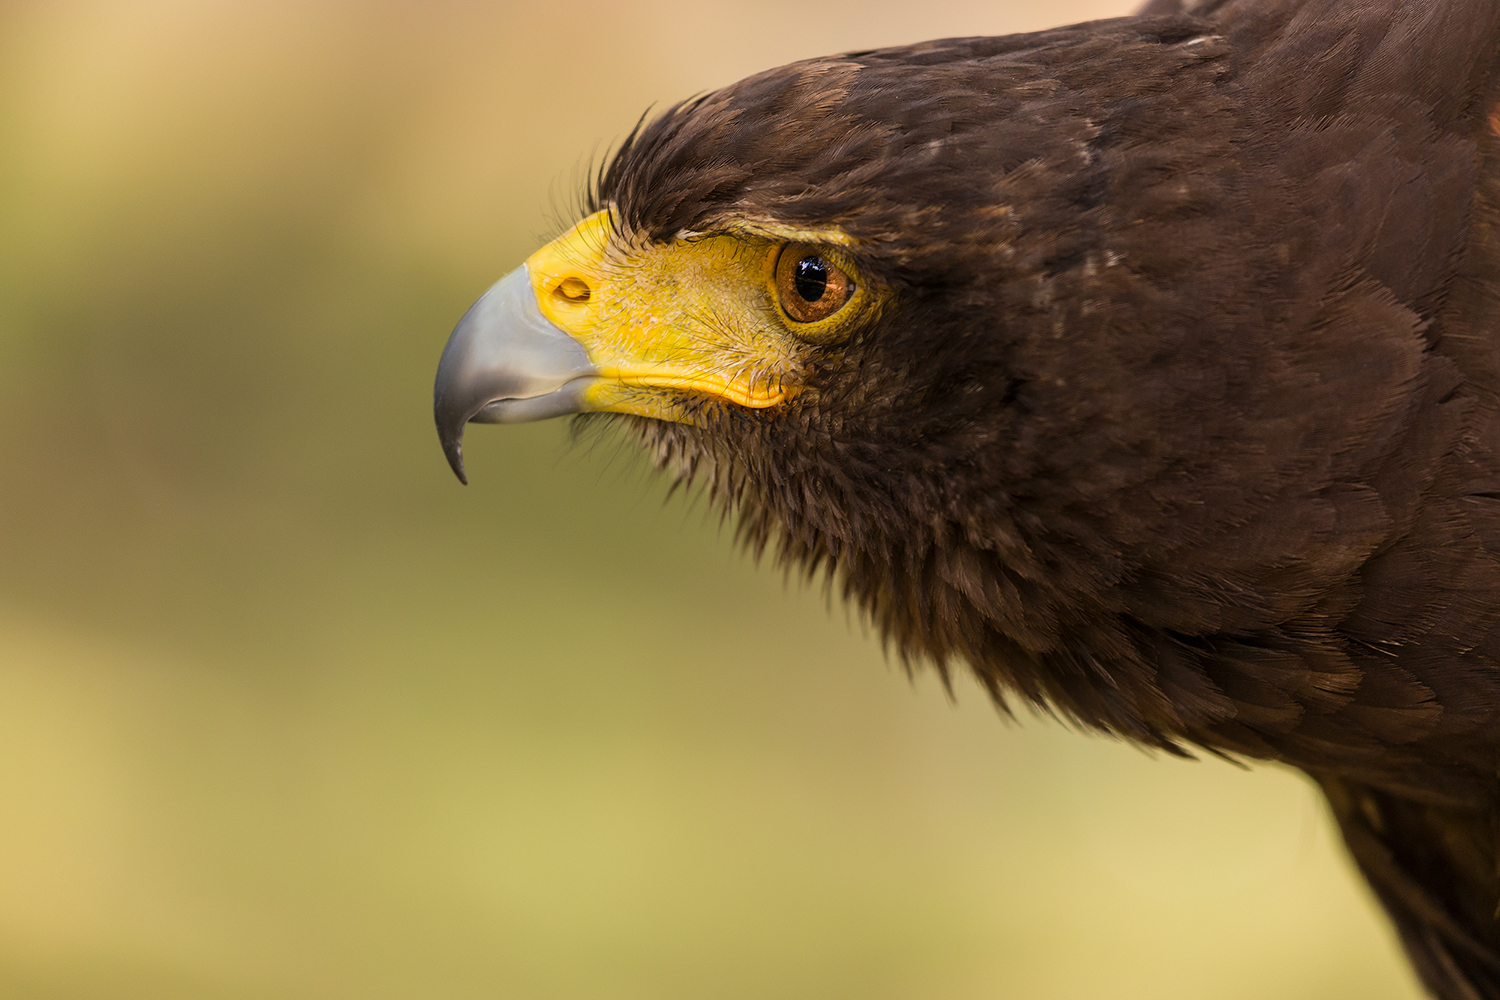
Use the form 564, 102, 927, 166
775, 245, 854, 324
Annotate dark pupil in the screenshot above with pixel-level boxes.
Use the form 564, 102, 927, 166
793, 256, 829, 302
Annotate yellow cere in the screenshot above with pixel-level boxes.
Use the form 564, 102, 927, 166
526, 210, 805, 422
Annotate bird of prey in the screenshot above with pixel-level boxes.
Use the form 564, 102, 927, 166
432, 1, 1500, 996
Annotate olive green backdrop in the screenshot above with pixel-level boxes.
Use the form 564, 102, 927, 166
0, 2, 1425, 997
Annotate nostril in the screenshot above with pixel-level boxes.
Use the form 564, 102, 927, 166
555, 277, 591, 302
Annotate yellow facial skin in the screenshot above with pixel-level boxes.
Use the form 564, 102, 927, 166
525, 210, 875, 423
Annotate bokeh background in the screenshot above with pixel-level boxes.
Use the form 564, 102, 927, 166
0, 1, 1427, 997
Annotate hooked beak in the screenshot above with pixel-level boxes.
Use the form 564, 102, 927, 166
432, 266, 598, 484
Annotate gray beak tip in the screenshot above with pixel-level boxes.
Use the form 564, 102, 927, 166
432, 266, 598, 485
442, 437, 469, 486
433, 366, 474, 485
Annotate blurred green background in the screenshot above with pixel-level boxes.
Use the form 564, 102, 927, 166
0, 1, 1425, 997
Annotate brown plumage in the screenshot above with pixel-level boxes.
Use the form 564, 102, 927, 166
435, 1, 1500, 995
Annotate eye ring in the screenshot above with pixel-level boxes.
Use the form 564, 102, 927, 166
775, 244, 855, 324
